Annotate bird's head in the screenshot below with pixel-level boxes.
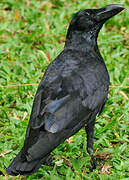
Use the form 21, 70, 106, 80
69, 4, 124, 32
65, 4, 124, 49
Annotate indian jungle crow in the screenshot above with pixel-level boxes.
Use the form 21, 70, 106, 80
7, 4, 124, 176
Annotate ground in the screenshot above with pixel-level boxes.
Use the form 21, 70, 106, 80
0, 0, 129, 179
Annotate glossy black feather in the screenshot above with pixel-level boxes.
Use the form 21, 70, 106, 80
7, 4, 124, 176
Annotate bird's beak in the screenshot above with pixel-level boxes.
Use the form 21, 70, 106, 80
95, 4, 125, 22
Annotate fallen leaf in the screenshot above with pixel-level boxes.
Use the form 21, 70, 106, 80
26, 2, 30, 6
13, 113, 19, 120
63, 158, 72, 167
44, 21, 50, 30
14, 10, 20, 20
66, 137, 74, 144
55, 159, 64, 166
121, 26, 126, 33
75, 171, 81, 175
99, 164, 112, 174
95, 152, 111, 160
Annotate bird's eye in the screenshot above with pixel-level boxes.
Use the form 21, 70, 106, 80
85, 12, 90, 16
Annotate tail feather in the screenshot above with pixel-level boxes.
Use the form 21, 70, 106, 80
6, 150, 48, 176
7, 114, 89, 176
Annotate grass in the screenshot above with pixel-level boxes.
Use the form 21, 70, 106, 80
0, 0, 129, 179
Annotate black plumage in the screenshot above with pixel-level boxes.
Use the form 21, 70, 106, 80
7, 4, 124, 176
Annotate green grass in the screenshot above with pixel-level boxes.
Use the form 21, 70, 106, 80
0, 0, 129, 179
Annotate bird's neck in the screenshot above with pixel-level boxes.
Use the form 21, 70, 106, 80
65, 30, 100, 53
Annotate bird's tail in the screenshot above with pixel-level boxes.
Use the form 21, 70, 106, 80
7, 115, 88, 176
6, 149, 48, 176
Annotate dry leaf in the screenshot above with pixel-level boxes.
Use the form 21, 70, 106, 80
26, 2, 30, 6
75, 171, 81, 175
0, 33, 6, 40
121, 27, 126, 32
42, 1, 52, 8
95, 152, 111, 160
14, 10, 20, 20
99, 164, 112, 174
13, 113, 19, 120
44, 21, 50, 30
66, 137, 74, 144
63, 158, 72, 167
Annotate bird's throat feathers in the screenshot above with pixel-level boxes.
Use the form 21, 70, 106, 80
65, 25, 102, 52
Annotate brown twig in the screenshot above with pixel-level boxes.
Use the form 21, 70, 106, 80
0, 83, 39, 88
109, 85, 129, 89
0, 150, 12, 157
37, 50, 50, 62
120, 90, 129, 100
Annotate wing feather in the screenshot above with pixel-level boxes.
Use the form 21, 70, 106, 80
27, 59, 109, 134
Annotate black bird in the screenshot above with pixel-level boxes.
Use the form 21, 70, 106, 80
7, 4, 124, 176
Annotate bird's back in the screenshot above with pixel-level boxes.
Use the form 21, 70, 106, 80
23, 48, 110, 157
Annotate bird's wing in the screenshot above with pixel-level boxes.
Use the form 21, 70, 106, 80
27, 61, 109, 134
